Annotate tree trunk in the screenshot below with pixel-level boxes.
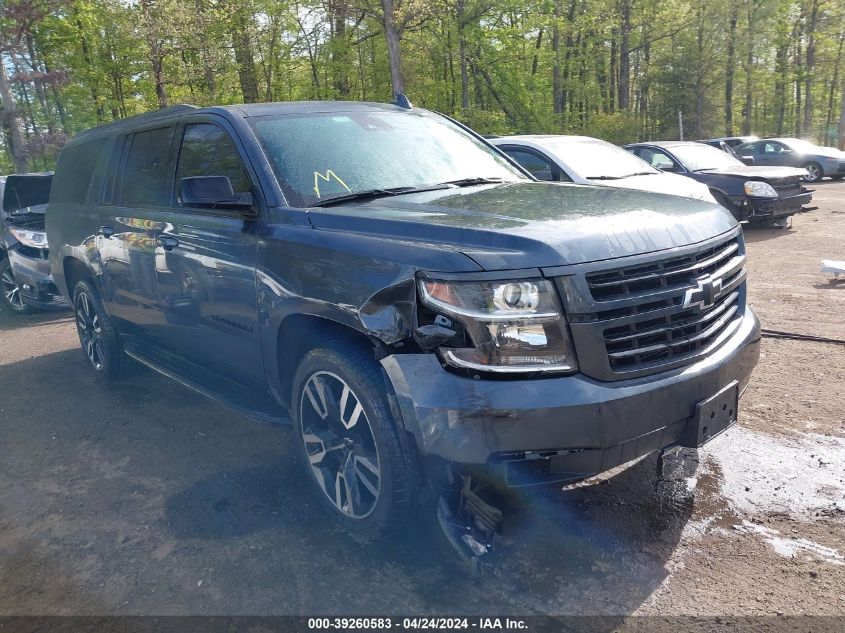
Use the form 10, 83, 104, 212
531, 28, 543, 75
196, 0, 217, 101
803, 0, 818, 135
25, 35, 54, 134
74, 14, 105, 122
839, 69, 845, 149
231, 7, 259, 103
774, 39, 788, 135
552, 0, 561, 114
331, 0, 350, 97
742, 2, 754, 135
617, 0, 631, 111
725, 1, 738, 136
0, 58, 28, 172
457, 0, 469, 109
381, 0, 405, 98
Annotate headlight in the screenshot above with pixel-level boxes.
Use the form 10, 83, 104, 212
744, 181, 778, 198
419, 277, 578, 374
9, 228, 48, 248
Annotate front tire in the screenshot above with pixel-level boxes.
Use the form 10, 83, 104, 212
291, 342, 418, 542
73, 279, 129, 381
0, 257, 34, 315
803, 162, 823, 183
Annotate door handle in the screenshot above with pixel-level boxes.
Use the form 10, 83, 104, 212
156, 234, 179, 251
97, 225, 114, 238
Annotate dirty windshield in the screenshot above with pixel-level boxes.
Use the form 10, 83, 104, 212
252, 110, 524, 207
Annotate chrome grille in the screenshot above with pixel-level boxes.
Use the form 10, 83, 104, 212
582, 234, 746, 377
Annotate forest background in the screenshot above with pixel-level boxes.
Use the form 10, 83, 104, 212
1, 0, 844, 172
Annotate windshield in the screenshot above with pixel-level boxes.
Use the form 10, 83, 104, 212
670, 144, 744, 171
542, 139, 657, 179
251, 110, 524, 207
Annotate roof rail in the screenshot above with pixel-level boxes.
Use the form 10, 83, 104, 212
72, 104, 199, 141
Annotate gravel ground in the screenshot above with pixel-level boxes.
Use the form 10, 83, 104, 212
0, 181, 843, 618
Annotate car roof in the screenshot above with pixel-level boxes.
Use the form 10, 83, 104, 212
625, 141, 693, 149
69, 101, 419, 144
492, 134, 601, 144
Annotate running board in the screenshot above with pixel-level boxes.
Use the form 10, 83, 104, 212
124, 345, 290, 425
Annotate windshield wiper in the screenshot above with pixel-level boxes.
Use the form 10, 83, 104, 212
439, 176, 505, 187
586, 175, 625, 180
311, 186, 432, 207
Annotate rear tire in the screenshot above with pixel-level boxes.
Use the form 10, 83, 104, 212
803, 162, 823, 183
0, 257, 35, 315
291, 342, 419, 543
72, 279, 130, 382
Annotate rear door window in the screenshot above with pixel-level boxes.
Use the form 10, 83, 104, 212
118, 126, 176, 207
174, 123, 252, 207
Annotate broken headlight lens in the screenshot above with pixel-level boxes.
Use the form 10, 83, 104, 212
419, 278, 578, 374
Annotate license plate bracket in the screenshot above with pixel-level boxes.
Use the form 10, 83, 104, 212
682, 380, 739, 448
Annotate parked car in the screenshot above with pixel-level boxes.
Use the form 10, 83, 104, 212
625, 141, 812, 227
700, 136, 759, 153
0, 172, 66, 314
735, 137, 845, 183
490, 135, 716, 203
47, 102, 760, 552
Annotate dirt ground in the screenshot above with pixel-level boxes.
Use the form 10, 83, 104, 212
0, 181, 843, 620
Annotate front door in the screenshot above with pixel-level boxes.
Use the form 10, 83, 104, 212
153, 118, 266, 388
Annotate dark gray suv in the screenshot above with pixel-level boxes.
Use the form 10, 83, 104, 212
47, 102, 760, 547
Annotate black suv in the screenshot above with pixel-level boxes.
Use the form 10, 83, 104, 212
1, 172, 66, 314
47, 102, 760, 545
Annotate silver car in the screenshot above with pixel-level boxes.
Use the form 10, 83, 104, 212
491, 135, 717, 203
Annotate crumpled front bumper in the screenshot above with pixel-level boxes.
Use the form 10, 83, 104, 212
746, 191, 812, 220
382, 308, 761, 485
7, 247, 67, 308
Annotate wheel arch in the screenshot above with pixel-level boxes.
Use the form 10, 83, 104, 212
275, 313, 385, 410
62, 256, 95, 297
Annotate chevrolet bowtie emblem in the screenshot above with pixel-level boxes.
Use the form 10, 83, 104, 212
683, 275, 723, 310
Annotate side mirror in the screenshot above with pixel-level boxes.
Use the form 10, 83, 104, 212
179, 176, 254, 210
740, 155, 755, 166
654, 161, 678, 172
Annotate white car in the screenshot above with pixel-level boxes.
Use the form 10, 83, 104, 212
490, 135, 717, 203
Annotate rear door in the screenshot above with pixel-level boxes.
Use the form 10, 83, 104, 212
97, 125, 176, 337
153, 115, 266, 388
757, 141, 800, 167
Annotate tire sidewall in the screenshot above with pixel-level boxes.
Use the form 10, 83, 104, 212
73, 280, 120, 380
291, 346, 407, 541
0, 258, 33, 314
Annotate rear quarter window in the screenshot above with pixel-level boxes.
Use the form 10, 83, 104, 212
51, 138, 106, 204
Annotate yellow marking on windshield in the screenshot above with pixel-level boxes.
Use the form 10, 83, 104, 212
313, 169, 352, 199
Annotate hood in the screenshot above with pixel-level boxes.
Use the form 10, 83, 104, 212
2, 173, 53, 214
599, 171, 714, 202
701, 165, 807, 182
306, 182, 737, 270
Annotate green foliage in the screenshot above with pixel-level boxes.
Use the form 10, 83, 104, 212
1, 0, 844, 172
